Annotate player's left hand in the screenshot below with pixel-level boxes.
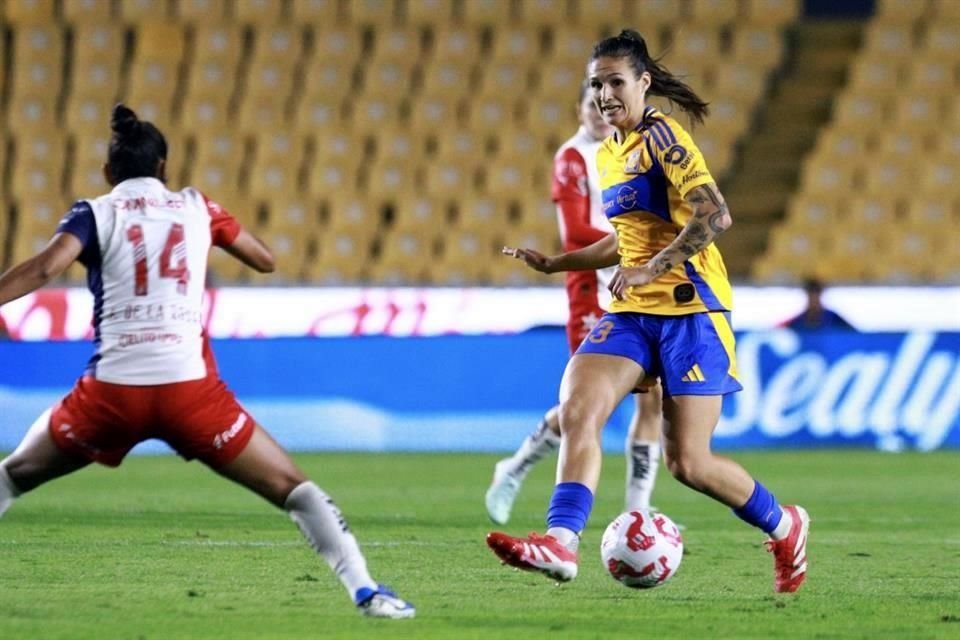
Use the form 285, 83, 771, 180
608, 265, 655, 300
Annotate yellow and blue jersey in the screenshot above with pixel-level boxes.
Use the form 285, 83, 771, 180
597, 106, 732, 315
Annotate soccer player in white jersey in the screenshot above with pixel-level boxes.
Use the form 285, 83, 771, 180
486, 85, 666, 525
0, 105, 414, 619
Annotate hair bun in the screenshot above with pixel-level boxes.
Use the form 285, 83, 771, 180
110, 103, 140, 136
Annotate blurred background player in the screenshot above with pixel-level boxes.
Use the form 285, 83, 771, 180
486, 84, 664, 526
488, 31, 809, 594
783, 277, 854, 331
0, 105, 414, 619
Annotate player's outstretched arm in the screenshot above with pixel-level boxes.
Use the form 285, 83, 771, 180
223, 228, 276, 273
0, 233, 83, 307
503, 232, 619, 274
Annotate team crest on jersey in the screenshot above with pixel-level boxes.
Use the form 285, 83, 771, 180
624, 149, 644, 174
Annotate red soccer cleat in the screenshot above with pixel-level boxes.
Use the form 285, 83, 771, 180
486, 531, 579, 582
766, 505, 810, 593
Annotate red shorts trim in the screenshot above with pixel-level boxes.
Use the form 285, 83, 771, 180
49, 374, 255, 468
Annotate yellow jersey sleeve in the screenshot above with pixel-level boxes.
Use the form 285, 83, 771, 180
649, 117, 714, 198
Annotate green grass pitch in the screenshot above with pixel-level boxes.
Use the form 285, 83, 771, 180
1, 450, 958, 639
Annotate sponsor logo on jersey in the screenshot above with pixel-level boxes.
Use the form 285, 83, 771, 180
681, 364, 707, 383
681, 170, 710, 187
616, 185, 638, 210
673, 283, 695, 303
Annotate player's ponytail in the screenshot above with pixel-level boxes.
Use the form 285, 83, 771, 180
107, 103, 168, 184
591, 29, 709, 126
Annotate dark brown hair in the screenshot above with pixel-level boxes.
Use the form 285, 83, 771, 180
107, 104, 168, 183
591, 29, 709, 125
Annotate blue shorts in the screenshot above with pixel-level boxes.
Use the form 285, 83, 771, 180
575, 312, 742, 398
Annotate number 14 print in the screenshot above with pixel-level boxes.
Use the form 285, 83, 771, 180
125, 223, 190, 296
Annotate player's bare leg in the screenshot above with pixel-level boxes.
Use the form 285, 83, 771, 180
662, 395, 808, 593
1, 409, 91, 516
215, 424, 414, 618
485, 405, 561, 524
625, 382, 662, 511
487, 354, 641, 582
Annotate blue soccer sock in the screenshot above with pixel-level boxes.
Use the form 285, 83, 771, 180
546, 482, 594, 542
732, 480, 784, 534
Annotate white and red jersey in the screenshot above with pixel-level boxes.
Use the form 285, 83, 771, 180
551, 126, 614, 350
56, 177, 240, 385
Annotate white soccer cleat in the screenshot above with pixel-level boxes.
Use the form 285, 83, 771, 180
485, 459, 523, 525
355, 585, 416, 619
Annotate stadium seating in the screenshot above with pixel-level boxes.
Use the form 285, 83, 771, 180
0, 0, 798, 285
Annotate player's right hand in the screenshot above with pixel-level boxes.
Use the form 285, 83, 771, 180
502, 246, 555, 274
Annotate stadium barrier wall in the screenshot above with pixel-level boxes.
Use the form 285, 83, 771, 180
1, 329, 958, 453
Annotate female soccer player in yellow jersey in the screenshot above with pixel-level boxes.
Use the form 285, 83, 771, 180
488, 30, 809, 594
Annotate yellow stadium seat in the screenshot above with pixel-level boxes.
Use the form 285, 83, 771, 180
311, 27, 363, 63
244, 59, 297, 99
127, 60, 180, 102
207, 246, 250, 284
434, 130, 485, 163
516, 196, 558, 235
364, 160, 416, 203
62, 0, 113, 23
370, 28, 422, 62
180, 95, 231, 132
665, 26, 721, 64
13, 24, 64, 63
862, 23, 914, 60
69, 133, 109, 167
360, 60, 417, 99
258, 227, 311, 279
570, 0, 626, 30
233, 0, 285, 23
931, 0, 960, 20
405, 0, 455, 26
408, 95, 462, 134
71, 60, 122, 100
290, 0, 340, 23
69, 160, 112, 197
525, 97, 575, 138
190, 161, 241, 195
785, 194, 842, 228
537, 62, 588, 100
812, 129, 870, 161
874, 130, 923, 157
4, 0, 56, 23
135, 24, 186, 62
11, 59, 61, 99
890, 94, 943, 127
175, 0, 227, 21
729, 26, 784, 68
905, 58, 956, 95
186, 60, 237, 101
253, 131, 308, 168
799, 158, 857, 197
268, 198, 317, 230
71, 25, 123, 66
462, 0, 514, 26
309, 158, 357, 201
478, 62, 533, 99
922, 23, 960, 61
495, 127, 546, 161
429, 27, 482, 63
423, 164, 475, 201
465, 96, 520, 136
490, 29, 541, 62
295, 94, 347, 134
312, 132, 353, 163
710, 65, 767, 101
324, 196, 382, 233
392, 196, 447, 232
846, 196, 897, 226
192, 129, 245, 169
247, 159, 301, 198
237, 97, 287, 134
64, 94, 114, 134
860, 158, 914, 197
919, 157, 960, 197
348, 97, 404, 138
301, 61, 356, 100
345, 0, 399, 25
516, 0, 569, 27
831, 91, 894, 127
742, 0, 800, 26
419, 62, 472, 98
935, 130, 960, 158
119, 0, 172, 22
456, 196, 511, 232
688, 0, 739, 24
252, 26, 305, 62
548, 28, 597, 66
847, 58, 903, 91
190, 25, 244, 64
375, 131, 421, 161
874, 0, 929, 22
11, 161, 62, 201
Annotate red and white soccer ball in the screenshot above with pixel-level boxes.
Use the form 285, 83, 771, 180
600, 509, 684, 589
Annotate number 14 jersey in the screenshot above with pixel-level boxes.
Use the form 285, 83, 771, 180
56, 177, 241, 385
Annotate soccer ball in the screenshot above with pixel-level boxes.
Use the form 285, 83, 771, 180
600, 509, 684, 589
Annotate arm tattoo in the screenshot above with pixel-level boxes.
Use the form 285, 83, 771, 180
648, 183, 732, 278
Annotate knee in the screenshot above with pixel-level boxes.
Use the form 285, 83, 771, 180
663, 450, 709, 490
558, 397, 605, 438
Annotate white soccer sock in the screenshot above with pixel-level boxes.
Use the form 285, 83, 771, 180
284, 481, 378, 601
502, 417, 561, 480
0, 464, 22, 518
546, 526, 580, 552
625, 440, 660, 511
770, 507, 793, 540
